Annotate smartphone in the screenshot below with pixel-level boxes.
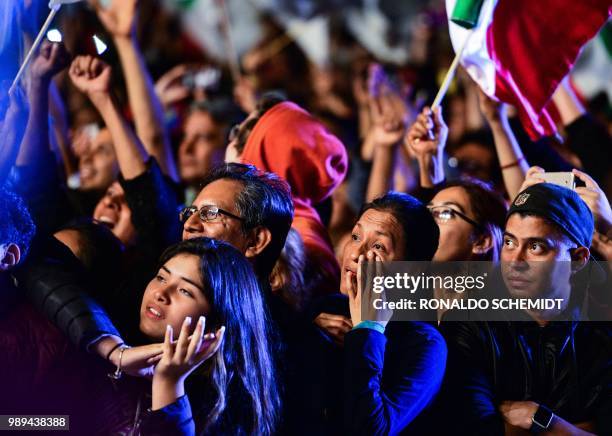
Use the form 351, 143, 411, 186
540, 172, 576, 189
183, 68, 221, 91
82, 123, 100, 141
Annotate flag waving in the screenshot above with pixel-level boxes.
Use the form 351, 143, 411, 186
447, 0, 611, 139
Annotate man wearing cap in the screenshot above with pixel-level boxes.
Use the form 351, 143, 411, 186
438, 183, 612, 435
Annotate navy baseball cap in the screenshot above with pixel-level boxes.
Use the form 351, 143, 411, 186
507, 183, 594, 248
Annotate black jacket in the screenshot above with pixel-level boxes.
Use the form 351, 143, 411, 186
287, 294, 447, 436
438, 320, 612, 435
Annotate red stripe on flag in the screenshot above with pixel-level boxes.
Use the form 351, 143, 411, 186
485, 0, 611, 139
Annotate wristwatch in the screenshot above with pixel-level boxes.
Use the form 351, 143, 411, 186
530, 404, 554, 433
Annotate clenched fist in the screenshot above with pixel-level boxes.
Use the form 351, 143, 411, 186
69, 55, 112, 102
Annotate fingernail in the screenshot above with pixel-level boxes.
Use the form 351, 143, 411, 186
166, 324, 172, 332
185, 316, 192, 325
198, 316, 205, 325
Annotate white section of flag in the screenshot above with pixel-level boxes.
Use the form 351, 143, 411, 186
49, 0, 84, 10
572, 33, 612, 100
445, 0, 498, 97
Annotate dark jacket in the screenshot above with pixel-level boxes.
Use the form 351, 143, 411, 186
14, 157, 180, 350
438, 320, 612, 435
289, 295, 447, 436
0, 299, 144, 434
14, 235, 122, 350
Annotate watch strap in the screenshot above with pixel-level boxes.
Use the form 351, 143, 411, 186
530, 404, 554, 433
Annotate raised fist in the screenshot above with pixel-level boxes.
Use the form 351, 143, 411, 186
69, 55, 112, 100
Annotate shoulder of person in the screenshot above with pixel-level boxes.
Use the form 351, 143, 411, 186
307, 293, 349, 320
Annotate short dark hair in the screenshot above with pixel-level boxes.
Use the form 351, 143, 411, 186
360, 192, 439, 261
57, 219, 124, 271
55, 219, 124, 302
0, 187, 35, 260
201, 163, 294, 280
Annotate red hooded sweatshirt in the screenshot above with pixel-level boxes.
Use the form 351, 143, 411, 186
241, 102, 348, 295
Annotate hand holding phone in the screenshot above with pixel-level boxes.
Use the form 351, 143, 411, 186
540, 172, 577, 189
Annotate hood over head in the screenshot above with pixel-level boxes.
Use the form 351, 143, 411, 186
241, 102, 348, 206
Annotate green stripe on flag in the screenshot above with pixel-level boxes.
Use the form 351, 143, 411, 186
174, 0, 198, 10
451, 0, 485, 29
600, 21, 612, 58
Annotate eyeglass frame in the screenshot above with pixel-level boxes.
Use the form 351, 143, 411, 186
427, 205, 484, 230
179, 204, 245, 224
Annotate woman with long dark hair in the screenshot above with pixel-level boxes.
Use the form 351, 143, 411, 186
136, 237, 280, 435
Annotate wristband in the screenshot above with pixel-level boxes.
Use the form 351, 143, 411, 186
108, 345, 130, 380
501, 156, 525, 170
105, 342, 125, 362
530, 404, 554, 433
353, 320, 386, 335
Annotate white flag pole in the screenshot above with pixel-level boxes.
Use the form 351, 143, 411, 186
430, 30, 472, 111
9, 6, 60, 94
216, 0, 242, 84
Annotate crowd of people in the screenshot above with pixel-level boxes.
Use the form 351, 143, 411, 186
0, 0, 611, 435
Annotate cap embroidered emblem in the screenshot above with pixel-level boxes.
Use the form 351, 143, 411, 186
514, 193, 530, 206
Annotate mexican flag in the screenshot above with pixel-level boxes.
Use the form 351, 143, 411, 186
447, 0, 611, 139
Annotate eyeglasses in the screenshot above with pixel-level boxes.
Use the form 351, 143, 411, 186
428, 205, 483, 230
179, 205, 244, 224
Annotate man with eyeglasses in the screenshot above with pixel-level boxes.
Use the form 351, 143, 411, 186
179, 162, 294, 284
438, 183, 612, 435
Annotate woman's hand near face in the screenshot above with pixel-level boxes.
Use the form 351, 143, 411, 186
348, 251, 392, 328
152, 316, 225, 410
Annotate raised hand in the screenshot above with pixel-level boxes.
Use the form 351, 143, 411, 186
573, 169, 612, 236
368, 89, 409, 148
92, 0, 138, 38
347, 251, 392, 328
154, 64, 192, 108
0, 85, 28, 180
405, 106, 448, 187
405, 106, 448, 159
69, 56, 112, 101
517, 166, 546, 194
477, 87, 506, 124
30, 40, 71, 85
151, 316, 225, 410
367, 64, 411, 147
155, 316, 225, 384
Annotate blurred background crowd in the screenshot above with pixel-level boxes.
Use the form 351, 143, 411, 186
3, 1, 611, 263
